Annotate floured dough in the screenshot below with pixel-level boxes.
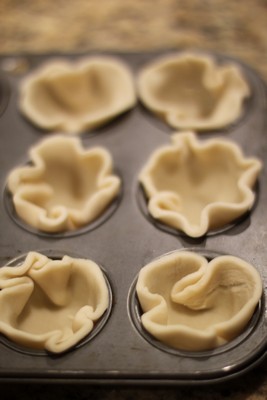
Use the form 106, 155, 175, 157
139, 132, 262, 237
0, 252, 109, 353
19, 57, 137, 133
7, 135, 121, 233
136, 251, 262, 351
137, 52, 250, 130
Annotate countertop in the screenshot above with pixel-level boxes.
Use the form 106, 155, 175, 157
1, 0, 267, 81
0, 1, 267, 399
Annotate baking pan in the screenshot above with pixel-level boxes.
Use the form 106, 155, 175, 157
0, 51, 266, 385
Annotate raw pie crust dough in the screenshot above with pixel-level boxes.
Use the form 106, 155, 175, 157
7, 135, 121, 233
19, 56, 137, 133
0, 252, 109, 353
139, 132, 262, 237
136, 251, 262, 351
137, 52, 250, 130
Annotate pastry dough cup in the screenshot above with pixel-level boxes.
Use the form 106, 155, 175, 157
139, 132, 262, 238
137, 52, 250, 131
7, 135, 121, 233
19, 56, 137, 133
134, 250, 262, 352
0, 251, 111, 354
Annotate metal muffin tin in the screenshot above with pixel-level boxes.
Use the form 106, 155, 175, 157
0, 51, 266, 384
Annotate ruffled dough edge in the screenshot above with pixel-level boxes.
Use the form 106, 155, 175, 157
139, 131, 262, 237
137, 52, 251, 130
0, 251, 110, 353
136, 251, 263, 351
7, 135, 121, 232
19, 56, 137, 133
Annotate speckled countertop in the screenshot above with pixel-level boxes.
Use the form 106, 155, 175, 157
1, 0, 267, 81
0, 1, 267, 399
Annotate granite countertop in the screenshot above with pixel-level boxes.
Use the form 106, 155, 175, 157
1, 0, 267, 81
0, 1, 267, 399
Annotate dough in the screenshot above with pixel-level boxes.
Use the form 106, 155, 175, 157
19, 56, 136, 133
138, 52, 250, 130
139, 132, 262, 237
7, 135, 121, 232
0, 252, 109, 353
136, 251, 262, 351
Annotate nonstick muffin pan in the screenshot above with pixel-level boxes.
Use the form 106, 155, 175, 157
0, 51, 266, 384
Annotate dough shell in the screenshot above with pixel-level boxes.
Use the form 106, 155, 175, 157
139, 132, 262, 237
0, 252, 110, 353
19, 57, 137, 133
7, 135, 121, 233
137, 52, 250, 131
136, 251, 262, 351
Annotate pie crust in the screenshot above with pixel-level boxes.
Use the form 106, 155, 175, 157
136, 251, 262, 351
0, 252, 109, 353
137, 52, 250, 130
19, 57, 136, 133
7, 135, 121, 233
139, 132, 262, 237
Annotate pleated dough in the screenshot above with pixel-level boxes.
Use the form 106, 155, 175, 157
0, 252, 109, 353
19, 57, 136, 133
136, 251, 262, 351
137, 52, 250, 130
7, 135, 121, 233
139, 132, 262, 237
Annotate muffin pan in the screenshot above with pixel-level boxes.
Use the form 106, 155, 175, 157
0, 51, 266, 384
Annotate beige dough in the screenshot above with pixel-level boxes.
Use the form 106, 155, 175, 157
139, 132, 262, 237
19, 56, 136, 133
137, 52, 250, 130
136, 251, 262, 351
0, 252, 109, 353
7, 135, 121, 233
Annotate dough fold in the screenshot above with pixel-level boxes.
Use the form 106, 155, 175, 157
136, 251, 262, 351
0, 252, 109, 353
7, 135, 121, 233
137, 52, 250, 130
19, 57, 136, 133
139, 132, 262, 237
